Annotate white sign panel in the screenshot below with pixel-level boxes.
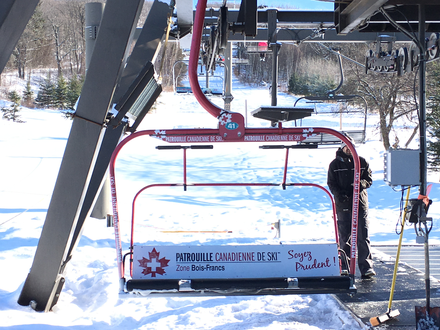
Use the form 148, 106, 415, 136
132, 244, 340, 280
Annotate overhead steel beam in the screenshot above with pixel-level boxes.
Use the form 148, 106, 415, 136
204, 7, 440, 29
233, 0, 257, 36
337, 4, 440, 33
335, 0, 388, 34
216, 28, 426, 43
203, 9, 334, 27
388, 0, 440, 4
18, 0, 144, 312
197, 8, 438, 43
0, 0, 40, 74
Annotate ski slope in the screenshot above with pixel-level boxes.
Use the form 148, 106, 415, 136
0, 80, 439, 329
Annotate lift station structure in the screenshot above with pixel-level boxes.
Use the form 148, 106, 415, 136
0, 0, 438, 314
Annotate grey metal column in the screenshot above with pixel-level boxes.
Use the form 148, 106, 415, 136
223, 42, 233, 110
85, 2, 105, 71
67, 0, 172, 258
18, 0, 144, 312
268, 9, 279, 108
113, 0, 173, 104
85, 2, 112, 221
65, 121, 126, 260
417, 4, 432, 313
0, 0, 40, 74
419, 7, 427, 197
90, 175, 111, 220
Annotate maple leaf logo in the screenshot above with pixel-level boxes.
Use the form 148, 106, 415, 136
218, 113, 232, 126
302, 127, 316, 139
138, 248, 170, 277
153, 129, 167, 141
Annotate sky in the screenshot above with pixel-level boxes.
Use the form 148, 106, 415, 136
0, 71, 439, 329
194, 0, 333, 10
257, 0, 333, 10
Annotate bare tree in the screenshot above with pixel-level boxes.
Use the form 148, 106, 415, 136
41, 0, 69, 76
40, 0, 89, 77
10, 4, 47, 78
155, 42, 185, 89
340, 43, 418, 150
64, 0, 87, 75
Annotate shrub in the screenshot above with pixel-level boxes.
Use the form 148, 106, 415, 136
2, 90, 24, 123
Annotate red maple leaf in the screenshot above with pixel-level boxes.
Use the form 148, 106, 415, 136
138, 248, 170, 277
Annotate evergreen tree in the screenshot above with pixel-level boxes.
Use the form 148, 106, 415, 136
35, 73, 55, 108
66, 74, 83, 110
2, 91, 24, 122
22, 77, 34, 107
427, 61, 440, 171
54, 74, 68, 109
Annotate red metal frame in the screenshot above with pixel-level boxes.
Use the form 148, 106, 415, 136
189, 0, 222, 118
109, 127, 360, 281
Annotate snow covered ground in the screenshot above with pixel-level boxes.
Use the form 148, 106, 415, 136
0, 79, 439, 329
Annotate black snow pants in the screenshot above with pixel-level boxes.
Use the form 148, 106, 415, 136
337, 205, 373, 275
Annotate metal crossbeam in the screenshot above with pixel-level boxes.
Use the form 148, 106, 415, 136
0, 0, 40, 74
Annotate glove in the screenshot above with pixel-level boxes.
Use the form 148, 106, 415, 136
360, 180, 368, 190
351, 181, 369, 190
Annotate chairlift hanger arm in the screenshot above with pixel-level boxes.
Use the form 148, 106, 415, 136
327, 50, 344, 96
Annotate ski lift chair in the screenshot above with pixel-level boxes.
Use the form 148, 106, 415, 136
293, 51, 368, 145
173, 59, 225, 95
110, 0, 363, 297
251, 106, 314, 127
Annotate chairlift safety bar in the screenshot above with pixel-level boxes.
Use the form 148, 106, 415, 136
128, 182, 338, 278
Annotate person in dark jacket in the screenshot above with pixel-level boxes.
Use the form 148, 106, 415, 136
327, 137, 375, 278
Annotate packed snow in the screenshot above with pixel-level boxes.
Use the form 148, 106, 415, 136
1, 78, 439, 329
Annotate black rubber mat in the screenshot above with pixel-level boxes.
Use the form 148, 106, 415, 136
335, 249, 440, 329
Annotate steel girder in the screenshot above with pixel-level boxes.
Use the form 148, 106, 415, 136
0, 0, 40, 74
18, 0, 145, 312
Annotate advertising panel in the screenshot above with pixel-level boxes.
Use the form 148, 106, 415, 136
132, 244, 340, 279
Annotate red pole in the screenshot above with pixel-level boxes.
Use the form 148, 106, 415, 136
109, 130, 152, 280
187, 0, 359, 272
189, 0, 223, 118
183, 148, 187, 189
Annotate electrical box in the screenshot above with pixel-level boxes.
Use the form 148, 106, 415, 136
384, 149, 420, 186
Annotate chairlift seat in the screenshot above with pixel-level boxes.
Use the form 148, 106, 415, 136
125, 243, 355, 295
246, 43, 271, 54
299, 130, 366, 145
125, 276, 355, 296
251, 106, 313, 122
304, 95, 358, 102
176, 86, 192, 93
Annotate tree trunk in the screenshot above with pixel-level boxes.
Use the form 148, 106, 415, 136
52, 24, 62, 77
379, 109, 391, 150
405, 124, 419, 148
